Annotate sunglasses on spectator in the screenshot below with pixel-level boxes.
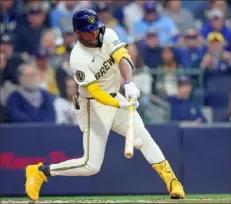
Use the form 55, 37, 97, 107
185, 35, 198, 39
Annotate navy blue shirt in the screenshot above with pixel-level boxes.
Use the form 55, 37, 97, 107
138, 40, 162, 68
6, 89, 55, 123
204, 59, 231, 77
167, 96, 207, 122
180, 47, 205, 69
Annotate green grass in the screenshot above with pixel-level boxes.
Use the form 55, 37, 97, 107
2, 194, 231, 200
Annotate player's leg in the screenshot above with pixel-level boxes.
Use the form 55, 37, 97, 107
25, 98, 117, 201
111, 93, 185, 199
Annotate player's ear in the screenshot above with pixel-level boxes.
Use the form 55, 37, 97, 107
75, 30, 80, 35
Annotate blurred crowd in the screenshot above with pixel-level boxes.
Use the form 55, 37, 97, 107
0, 0, 231, 124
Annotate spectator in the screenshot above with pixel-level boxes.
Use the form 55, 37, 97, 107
0, 0, 20, 34
50, 1, 92, 33
53, 76, 77, 125
64, 77, 78, 102
0, 33, 24, 84
95, 3, 128, 42
132, 1, 178, 45
123, 0, 146, 35
164, 0, 195, 33
53, 95, 77, 125
110, 1, 126, 26
128, 42, 152, 95
180, 29, 204, 69
127, 42, 145, 69
62, 27, 77, 48
33, 47, 60, 96
137, 29, 162, 69
200, 32, 231, 77
167, 75, 207, 123
6, 62, 55, 123
40, 29, 66, 70
53, 76, 78, 124
15, 3, 48, 54
200, 8, 231, 51
130, 42, 153, 112
209, 0, 231, 20
156, 45, 181, 97
56, 43, 74, 98
40, 29, 57, 54
50, 0, 62, 9
160, 45, 180, 71
193, 1, 231, 27
0, 33, 27, 105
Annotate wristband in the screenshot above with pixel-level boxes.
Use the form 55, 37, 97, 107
124, 81, 130, 85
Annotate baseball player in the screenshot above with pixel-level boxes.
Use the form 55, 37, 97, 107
25, 9, 185, 201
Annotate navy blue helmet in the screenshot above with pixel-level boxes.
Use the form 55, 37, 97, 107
72, 8, 104, 32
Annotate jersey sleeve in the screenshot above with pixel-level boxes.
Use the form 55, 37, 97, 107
70, 62, 96, 87
104, 28, 127, 56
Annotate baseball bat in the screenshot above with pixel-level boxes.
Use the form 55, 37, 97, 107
124, 98, 134, 159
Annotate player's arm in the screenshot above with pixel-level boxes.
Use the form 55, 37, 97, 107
111, 46, 133, 83
111, 43, 140, 100
85, 83, 120, 108
85, 83, 138, 110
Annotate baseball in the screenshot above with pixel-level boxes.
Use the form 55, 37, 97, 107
133, 138, 143, 149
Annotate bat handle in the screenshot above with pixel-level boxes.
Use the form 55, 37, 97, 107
128, 98, 134, 112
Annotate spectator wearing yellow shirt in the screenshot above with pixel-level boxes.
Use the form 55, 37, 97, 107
33, 47, 59, 96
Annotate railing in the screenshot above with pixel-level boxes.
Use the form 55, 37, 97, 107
150, 68, 204, 105
135, 68, 204, 123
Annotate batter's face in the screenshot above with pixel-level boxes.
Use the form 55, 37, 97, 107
76, 29, 100, 47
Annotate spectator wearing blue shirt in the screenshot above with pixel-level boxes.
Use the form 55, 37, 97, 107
0, 0, 20, 34
95, 3, 128, 43
137, 29, 162, 68
200, 32, 231, 77
132, 1, 178, 45
6, 62, 55, 123
0, 33, 27, 85
49, 1, 91, 33
180, 29, 204, 69
167, 76, 207, 123
14, 3, 48, 54
200, 9, 231, 51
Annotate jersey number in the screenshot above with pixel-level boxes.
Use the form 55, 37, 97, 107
75, 70, 85, 82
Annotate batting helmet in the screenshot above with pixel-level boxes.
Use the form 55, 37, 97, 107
72, 8, 103, 32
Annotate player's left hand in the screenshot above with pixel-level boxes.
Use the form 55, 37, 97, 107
124, 81, 140, 100
119, 98, 139, 110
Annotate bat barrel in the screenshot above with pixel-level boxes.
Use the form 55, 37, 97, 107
124, 103, 134, 159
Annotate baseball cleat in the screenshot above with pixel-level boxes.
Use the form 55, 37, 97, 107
152, 160, 185, 199
170, 179, 185, 199
25, 162, 47, 201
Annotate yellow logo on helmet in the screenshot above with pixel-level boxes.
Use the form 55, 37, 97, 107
87, 15, 95, 24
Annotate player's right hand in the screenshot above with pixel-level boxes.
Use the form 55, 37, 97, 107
119, 99, 139, 110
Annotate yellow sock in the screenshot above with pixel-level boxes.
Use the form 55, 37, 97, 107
152, 160, 177, 192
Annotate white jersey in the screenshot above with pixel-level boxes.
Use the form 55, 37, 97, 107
70, 28, 126, 98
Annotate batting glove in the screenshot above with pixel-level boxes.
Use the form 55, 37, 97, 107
124, 81, 140, 100
119, 99, 139, 110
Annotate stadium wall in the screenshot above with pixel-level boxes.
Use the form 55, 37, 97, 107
0, 124, 230, 196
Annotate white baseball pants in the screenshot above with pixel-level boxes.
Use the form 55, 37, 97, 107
50, 93, 165, 176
